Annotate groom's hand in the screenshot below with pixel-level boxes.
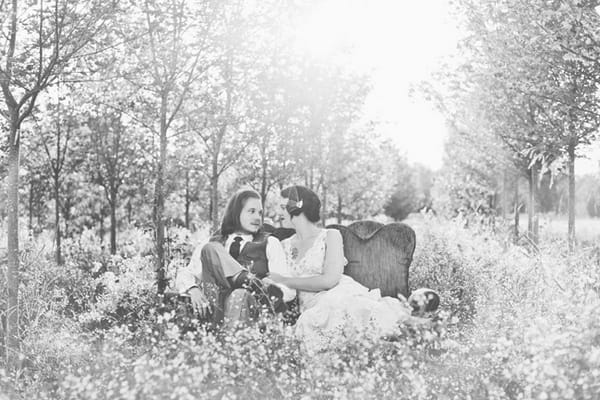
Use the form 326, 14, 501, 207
188, 287, 211, 319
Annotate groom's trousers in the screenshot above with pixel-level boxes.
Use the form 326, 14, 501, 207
200, 242, 259, 328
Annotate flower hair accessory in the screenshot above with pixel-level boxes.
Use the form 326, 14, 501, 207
286, 198, 303, 214
286, 186, 303, 215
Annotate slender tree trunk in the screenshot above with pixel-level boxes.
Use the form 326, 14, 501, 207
513, 178, 519, 244
155, 93, 168, 295
53, 171, 62, 265
527, 167, 539, 245
321, 185, 327, 226
99, 208, 105, 244
209, 173, 219, 232
109, 186, 117, 255
260, 146, 268, 210
185, 170, 191, 229
63, 199, 70, 238
502, 170, 508, 219
567, 141, 576, 252
6, 120, 20, 366
337, 194, 343, 223
127, 200, 132, 225
533, 179, 539, 244
527, 171, 532, 237
28, 179, 34, 232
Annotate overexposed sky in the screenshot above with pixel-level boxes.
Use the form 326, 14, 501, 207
293, 0, 460, 171
292, 0, 599, 175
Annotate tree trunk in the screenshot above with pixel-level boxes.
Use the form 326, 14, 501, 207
28, 179, 34, 232
513, 178, 519, 244
185, 170, 191, 229
54, 171, 62, 265
502, 170, 508, 219
567, 141, 576, 252
209, 174, 219, 232
337, 194, 343, 223
6, 121, 20, 366
109, 185, 117, 255
99, 208, 105, 244
260, 147, 268, 210
63, 198, 70, 238
155, 95, 168, 295
321, 185, 327, 226
126, 200, 132, 225
527, 167, 539, 245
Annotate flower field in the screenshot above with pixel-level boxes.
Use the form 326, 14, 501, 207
1, 216, 599, 399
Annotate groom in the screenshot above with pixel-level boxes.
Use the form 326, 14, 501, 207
176, 189, 294, 327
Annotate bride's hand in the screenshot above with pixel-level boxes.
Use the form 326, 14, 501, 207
268, 272, 288, 285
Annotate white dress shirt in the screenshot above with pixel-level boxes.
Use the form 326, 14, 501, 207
176, 233, 296, 302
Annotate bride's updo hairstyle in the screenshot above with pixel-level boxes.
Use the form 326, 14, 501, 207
281, 185, 320, 223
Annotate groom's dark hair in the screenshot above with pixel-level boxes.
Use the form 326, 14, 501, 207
281, 185, 320, 223
221, 189, 261, 236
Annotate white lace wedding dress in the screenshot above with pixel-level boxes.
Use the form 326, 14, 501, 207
282, 229, 413, 354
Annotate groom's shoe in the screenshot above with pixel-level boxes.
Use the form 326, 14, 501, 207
263, 284, 287, 314
408, 288, 440, 317
248, 280, 286, 314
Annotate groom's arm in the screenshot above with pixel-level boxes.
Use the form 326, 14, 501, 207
265, 236, 296, 302
175, 245, 203, 294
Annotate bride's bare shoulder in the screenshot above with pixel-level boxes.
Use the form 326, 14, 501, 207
281, 233, 297, 245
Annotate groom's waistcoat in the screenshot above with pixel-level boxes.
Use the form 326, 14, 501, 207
209, 231, 270, 278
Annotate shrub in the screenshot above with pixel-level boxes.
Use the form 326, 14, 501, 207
410, 217, 485, 326
4, 218, 600, 400
78, 255, 156, 331
54, 315, 445, 400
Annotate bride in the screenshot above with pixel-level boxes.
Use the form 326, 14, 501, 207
268, 185, 437, 354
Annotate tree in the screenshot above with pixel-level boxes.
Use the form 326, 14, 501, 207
187, 0, 290, 230
86, 104, 144, 254
119, 0, 220, 293
384, 157, 419, 222
30, 87, 83, 264
20, 145, 52, 233
429, 0, 600, 248
431, 121, 506, 219
0, 0, 116, 365
325, 126, 396, 221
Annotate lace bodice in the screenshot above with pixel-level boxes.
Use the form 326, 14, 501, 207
281, 229, 330, 311
282, 229, 328, 278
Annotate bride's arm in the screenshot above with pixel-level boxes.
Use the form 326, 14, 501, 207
264, 236, 296, 302
272, 229, 344, 292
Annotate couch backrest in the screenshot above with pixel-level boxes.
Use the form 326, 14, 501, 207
264, 221, 416, 297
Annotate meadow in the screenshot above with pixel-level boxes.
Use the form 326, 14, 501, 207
516, 214, 600, 244
1, 214, 599, 400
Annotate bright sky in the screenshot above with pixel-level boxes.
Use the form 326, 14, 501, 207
293, 0, 461, 171
293, 0, 600, 175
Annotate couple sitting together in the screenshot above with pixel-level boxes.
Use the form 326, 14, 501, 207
176, 185, 439, 354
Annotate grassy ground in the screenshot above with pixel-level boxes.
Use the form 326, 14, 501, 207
516, 214, 600, 243
1, 218, 599, 399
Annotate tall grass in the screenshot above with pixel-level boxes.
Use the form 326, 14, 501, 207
515, 213, 600, 244
1, 217, 599, 399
